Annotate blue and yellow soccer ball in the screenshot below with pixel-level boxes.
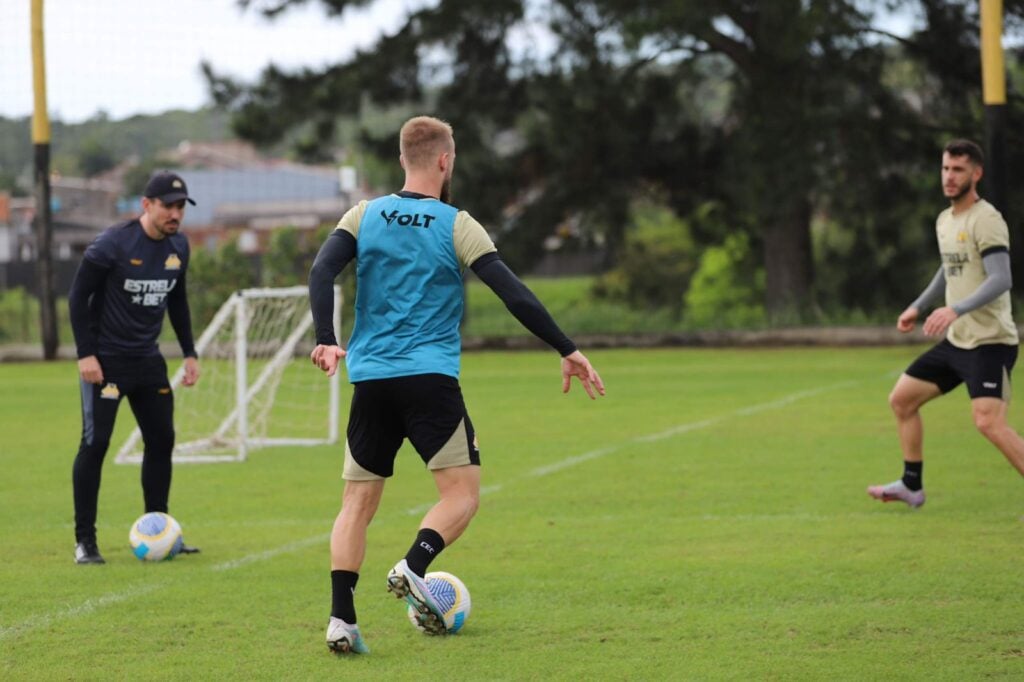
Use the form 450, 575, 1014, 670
407, 571, 472, 634
129, 512, 184, 561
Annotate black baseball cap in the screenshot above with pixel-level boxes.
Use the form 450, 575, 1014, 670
144, 172, 196, 206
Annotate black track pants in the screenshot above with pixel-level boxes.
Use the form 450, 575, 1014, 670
72, 355, 175, 542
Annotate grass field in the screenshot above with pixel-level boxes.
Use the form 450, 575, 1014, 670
2, 347, 1023, 680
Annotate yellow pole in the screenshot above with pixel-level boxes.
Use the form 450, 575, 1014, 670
980, 0, 1014, 279
31, 0, 51, 143
981, 0, 1006, 105
31, 0, 58, 359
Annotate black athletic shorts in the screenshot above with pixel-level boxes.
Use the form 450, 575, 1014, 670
343, 373, 479, 480
905, 339, 1018, 400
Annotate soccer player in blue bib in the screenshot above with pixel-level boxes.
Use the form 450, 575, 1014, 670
309, 116, 605, 654
68, 172, 201, 564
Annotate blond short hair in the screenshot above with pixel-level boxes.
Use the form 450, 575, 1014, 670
400, 116, 454, 169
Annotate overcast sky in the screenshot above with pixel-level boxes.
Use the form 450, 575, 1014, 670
0, 0, 425, 123
0, 1, 924, 125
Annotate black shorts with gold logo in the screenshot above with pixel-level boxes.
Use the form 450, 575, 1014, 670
905, 339, 1018, 400
343, 373, 479, 480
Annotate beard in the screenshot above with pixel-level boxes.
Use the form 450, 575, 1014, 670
154, 219, 180, 237
946, 178, 973, 202
440, 175, 452, 204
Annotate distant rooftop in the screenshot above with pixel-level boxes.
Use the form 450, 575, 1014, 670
167, 166, 344, 226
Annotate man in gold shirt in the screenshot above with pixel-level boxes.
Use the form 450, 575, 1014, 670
869, 139, 1024, 507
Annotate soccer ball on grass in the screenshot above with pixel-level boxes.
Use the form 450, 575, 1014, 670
407, 571, 472, 634
129, 512, 184, 561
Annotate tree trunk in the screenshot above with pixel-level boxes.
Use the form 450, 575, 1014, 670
761, 197, 814, 321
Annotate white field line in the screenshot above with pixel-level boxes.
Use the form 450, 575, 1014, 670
209, 533, 329, 572
527, 446, 621, 477
628, 419, 721, 445
732, 382, 858, 416
532, 380, 858, 476
0, 534, 336, 643
2, 379, 859, 642
0, 583, 160, 642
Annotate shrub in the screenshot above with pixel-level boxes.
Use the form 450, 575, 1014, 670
683, 232, 765, 328
188, 237, 259, 329
0, 288, 73, 344
592, 200, 699, 317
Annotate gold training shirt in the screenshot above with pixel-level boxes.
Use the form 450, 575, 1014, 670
935, 198, 1018, 349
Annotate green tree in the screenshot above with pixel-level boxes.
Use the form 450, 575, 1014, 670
0, 109, 232, 193
206, 0, 1024, 322
207, 0, 723, 275
606, 0, 939, 320
684, 232, 765, 329
188, 238, 259, 330
0, 168, 26, 197
592, 200, 700, 318
77, 136, 117, 177
263, 225, 329, 287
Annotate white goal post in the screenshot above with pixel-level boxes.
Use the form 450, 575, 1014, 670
115, 285, 341, 464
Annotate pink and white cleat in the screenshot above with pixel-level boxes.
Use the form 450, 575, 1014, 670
867, 480, 925, 508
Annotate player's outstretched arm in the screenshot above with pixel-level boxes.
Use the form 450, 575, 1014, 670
471, 254, 577, 356
470, 254, 605, 399
561, 350, 605, 399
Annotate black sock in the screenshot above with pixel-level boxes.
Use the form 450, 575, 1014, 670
901, 461, 923, 491
331, 570, 359, 623
404, 528, 446, 577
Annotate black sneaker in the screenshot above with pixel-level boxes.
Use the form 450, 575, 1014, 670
178, 544, 201, 555
74, 540, 105, 564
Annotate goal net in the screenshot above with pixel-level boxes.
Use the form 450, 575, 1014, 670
115, 285, 341, 464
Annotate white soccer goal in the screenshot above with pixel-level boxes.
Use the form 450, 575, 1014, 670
115, 285, 341, 464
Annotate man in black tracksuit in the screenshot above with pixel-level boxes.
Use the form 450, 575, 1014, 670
68, 172, 201, 564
